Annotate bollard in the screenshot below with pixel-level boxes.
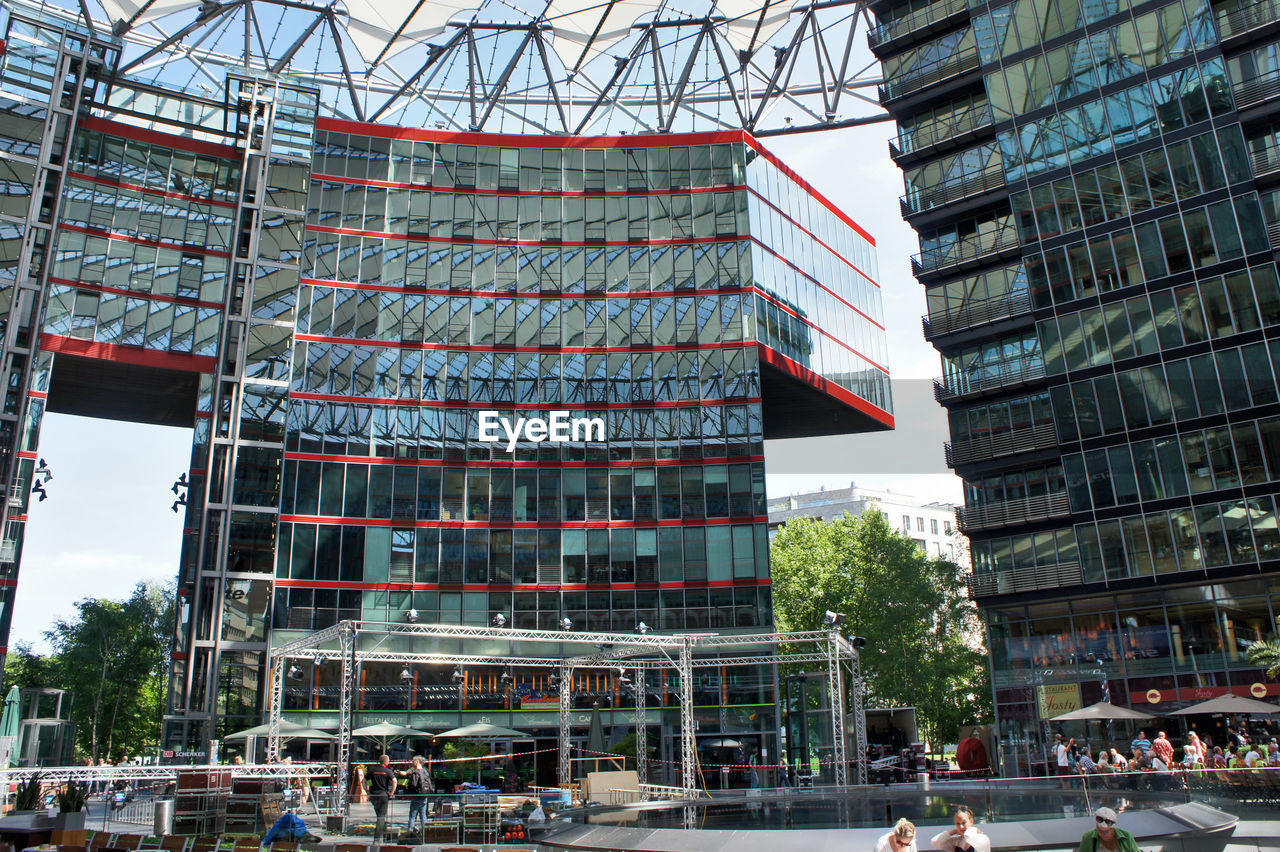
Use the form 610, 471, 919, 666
153, 799, 174, 836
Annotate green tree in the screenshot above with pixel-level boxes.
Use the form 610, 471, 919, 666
3, 642, 56, 691
770, 509, 991, 752
1247, 637, 1280, 678
43, 581, 173, 761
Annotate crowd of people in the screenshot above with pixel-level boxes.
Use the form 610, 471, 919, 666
873, 806, 1139, 852
1050, 727, 1280, 780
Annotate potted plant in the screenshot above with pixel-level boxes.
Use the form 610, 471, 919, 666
11, 773, 44, 815
51, 781, 87, 845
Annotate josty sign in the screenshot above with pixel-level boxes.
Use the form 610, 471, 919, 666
477, 411, 605, 452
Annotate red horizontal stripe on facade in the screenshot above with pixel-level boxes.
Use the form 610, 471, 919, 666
741, 136, 876, 248
756, 343, 894, 429
752, 288, 888, 373
299, 276, 750, 301
39, 333, 219, 374
288, 390, 762, 409
284, 451, 765, 468
67, 170, 238, 210
79, 115, 240, 160
278, 514, 768, 529
746, 187, 879, 288
274, 578, 771, 592
49, 277, 223, 311
307, 223, 741, 249
294, 332, 754, 355
16, 451, 37, 459
316, 120, 748, 150
310, 171, 745, 199
27, 390, 46, 399
60, 223, 231, 259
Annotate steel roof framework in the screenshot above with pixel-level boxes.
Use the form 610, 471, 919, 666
15, 0, 888, 135
267, 621, 867, 807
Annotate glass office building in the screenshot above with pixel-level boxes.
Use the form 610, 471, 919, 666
873, 0, 1280, 772
0, 4, 890, 766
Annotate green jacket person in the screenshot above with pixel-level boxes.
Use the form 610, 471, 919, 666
1075, 807, 1140, 852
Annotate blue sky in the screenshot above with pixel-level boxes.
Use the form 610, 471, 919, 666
13, 120, 961, 652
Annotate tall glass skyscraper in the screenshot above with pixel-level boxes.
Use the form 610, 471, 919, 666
874, 0, 1280, 772
0, 2, 890, 767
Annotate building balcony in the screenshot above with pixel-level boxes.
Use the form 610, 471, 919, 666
955, 490, 1069, 533
1251, 139, 1280, 180
879, 47, 980, 105
933, 360, 1046, 402
1216, 0, 1280, 43
1232, 67, 1280, 111
868, 0, 970, 54
890, 104, 994, 162
911, 228, 1021, 278
964, 560, 1083, 598
922, 289, 1032, 340
901, 166, 1007, 218
945, 421, 1058, 468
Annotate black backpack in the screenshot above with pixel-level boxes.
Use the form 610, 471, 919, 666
407, 767, 432, 794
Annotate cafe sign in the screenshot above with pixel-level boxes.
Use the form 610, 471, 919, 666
1037, 683, 1082, 719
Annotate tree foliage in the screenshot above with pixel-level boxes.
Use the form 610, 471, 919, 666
3, 582, 173, 761
1247, 637, 1280, 679
770, 509, 991, 751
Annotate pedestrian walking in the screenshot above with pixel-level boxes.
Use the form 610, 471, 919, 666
365, 754, 397, 843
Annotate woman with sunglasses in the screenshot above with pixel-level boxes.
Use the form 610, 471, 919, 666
929, 805, 991, 852
874, 818, 917, 852
1075, 807, 1140, 852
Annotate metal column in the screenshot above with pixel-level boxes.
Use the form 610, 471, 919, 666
633, 666, 647, 785
557, 662, 573, 788
679, 638, 696, 795
849, 645, 868, 785
266, 657, 285, 760
827, 631, 847, 787
337, 623, 356, 815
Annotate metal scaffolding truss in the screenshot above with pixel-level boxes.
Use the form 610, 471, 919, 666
20, 0, 889, 135
267, 620, 866, 805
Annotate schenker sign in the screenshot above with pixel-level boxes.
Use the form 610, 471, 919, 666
477, 411, 606, 452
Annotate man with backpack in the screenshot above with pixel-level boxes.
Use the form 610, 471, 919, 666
401, 755, 435, 833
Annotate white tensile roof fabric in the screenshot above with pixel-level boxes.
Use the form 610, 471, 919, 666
97, 0, 803, 68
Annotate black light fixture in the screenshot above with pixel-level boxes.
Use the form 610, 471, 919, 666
500, 668, 513, 686
171, 472, 188, 494
31, 481, 48, 502
452, 665, 465, 682
286, 664, 304, 680
636, 621, 651, 635
34, 459, 52, 482
560, 617, 573, 631
851, 636, 867, 649
822, 610, 846, 628
616, 666, 631, 688
548, 671, 559, 688
406, 608, 419, 623
491, 613, 507, 628
400, 666, 413, 683
171, 493, 187, 513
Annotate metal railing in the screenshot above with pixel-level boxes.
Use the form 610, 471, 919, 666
868, 0, 969, 50
945, 421, 1058, 467
901, 165, 1005, 216
1232, 67, 1280, 110
879, 47, 980, 103
964, 560, 1082, 598
956, 490, 1069, 532
1216, 0, 1280, 41
1250, 139, 1280, 178
912, 228, 1020, 276
891, 103, 994, 159
923, 289, 1032, 339
1268, 219, 1280, 249
934, 360, 1045, 402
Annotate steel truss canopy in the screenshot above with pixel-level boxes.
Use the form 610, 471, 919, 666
266, 620, 868, 800
25, 0, 888, 134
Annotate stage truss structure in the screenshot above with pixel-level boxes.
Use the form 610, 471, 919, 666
10, 0, 890, 135
267, 620, 869, 808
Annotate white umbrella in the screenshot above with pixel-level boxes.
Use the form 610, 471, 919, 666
1169, 694, 1280, 716
1051, 701, 1155, 721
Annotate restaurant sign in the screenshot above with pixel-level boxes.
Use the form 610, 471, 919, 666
1036, 683, 1082, 719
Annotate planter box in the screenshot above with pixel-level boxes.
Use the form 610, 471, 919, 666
54, 811, 86, 831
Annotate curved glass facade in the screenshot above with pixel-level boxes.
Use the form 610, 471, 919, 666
0, 4, 889, 771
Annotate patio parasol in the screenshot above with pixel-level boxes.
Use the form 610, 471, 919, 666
352, 721, 440, 754
1051, 701, 1155, 721
1169, 694, 1280, 715
435, 723, 533, 783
